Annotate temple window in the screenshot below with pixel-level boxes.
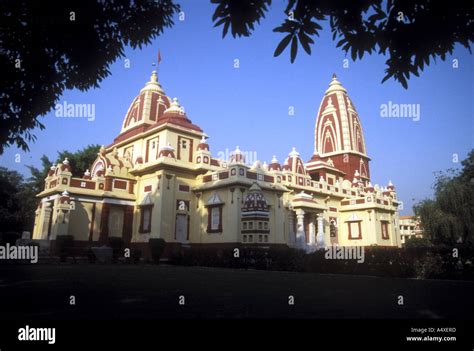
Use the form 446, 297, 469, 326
206, 205, 223, 233
348, 221, 362, 240
205, 192, 224, 233
381, 221, 389, 240
139, 205, 152, 233
330, 219, 337, 238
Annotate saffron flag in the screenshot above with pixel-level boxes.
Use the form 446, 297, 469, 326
158, 50, 162, 65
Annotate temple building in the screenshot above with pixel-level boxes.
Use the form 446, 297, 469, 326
32, 71, 402, 250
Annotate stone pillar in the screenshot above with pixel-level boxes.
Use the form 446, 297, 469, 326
40, 202, 53, 240
57, 210, 71, 237
316, 213, 325, 249
309, 214, 316, 245
295, 209, 306, 248
99, 203, 111, 243
50, 200, 60, 240
288, 210, 295, 245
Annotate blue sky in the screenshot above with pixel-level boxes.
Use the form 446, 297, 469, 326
0, 1, 472, 215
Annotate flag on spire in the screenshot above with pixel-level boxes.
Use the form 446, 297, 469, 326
158, 49, 162, 65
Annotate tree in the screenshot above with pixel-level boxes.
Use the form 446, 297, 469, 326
2, 144, 103, 234
55, 144, 102, 178
0, 0, 179, 153
212, 0, 473, 88
27, 144, 101, 188
0, 167, 25, 233
414, 150, 474, 247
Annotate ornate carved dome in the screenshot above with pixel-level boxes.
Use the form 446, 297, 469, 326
309, 74, 371, 181
268, 155, 281, 171
121, 71, 171, 134
197, 136, 209, 151
242, 183, 269, 213
314, 74, 367, 157
117, 72, 202, 143
286, 147, 307, 175
230, 146, 245, 164
157, 97, 202, 132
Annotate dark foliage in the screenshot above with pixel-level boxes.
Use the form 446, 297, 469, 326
414, 150, 474, 247
169, 245, 474, 280
212, 0, 473, 87
55, 235, 74, 262
149, 238, 166, 264
0, 168, 25, 233
0, 231, 21, 246
0, 0, 179, 153
107, 237, 124, 261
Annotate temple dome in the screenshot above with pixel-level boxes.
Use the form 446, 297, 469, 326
309, 74, 371, 181
157, 97, 203, 132
314, 74, 367, 157
286, 147, 306, 175
116, 71, 203, 143
242, 183, 269, 212
120, 71, 171, 134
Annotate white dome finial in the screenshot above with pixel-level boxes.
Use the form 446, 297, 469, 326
325, 73, 347, 94
150, 71, 158, 83
63, 157, 69, 165
289, 147, 300, 157
164, 97, 184, 114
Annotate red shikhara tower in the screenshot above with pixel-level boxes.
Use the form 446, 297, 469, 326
306, 74, 370, 183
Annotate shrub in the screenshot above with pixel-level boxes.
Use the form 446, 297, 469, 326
131, 248, 142, 264
55, 235, 74, 261
404, 237, 432, 248
268, 246, 305, 271
414, 252, 444, 279
86, 248, 96, 263
149, 238, 166, 264
107, 237, 124, 261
